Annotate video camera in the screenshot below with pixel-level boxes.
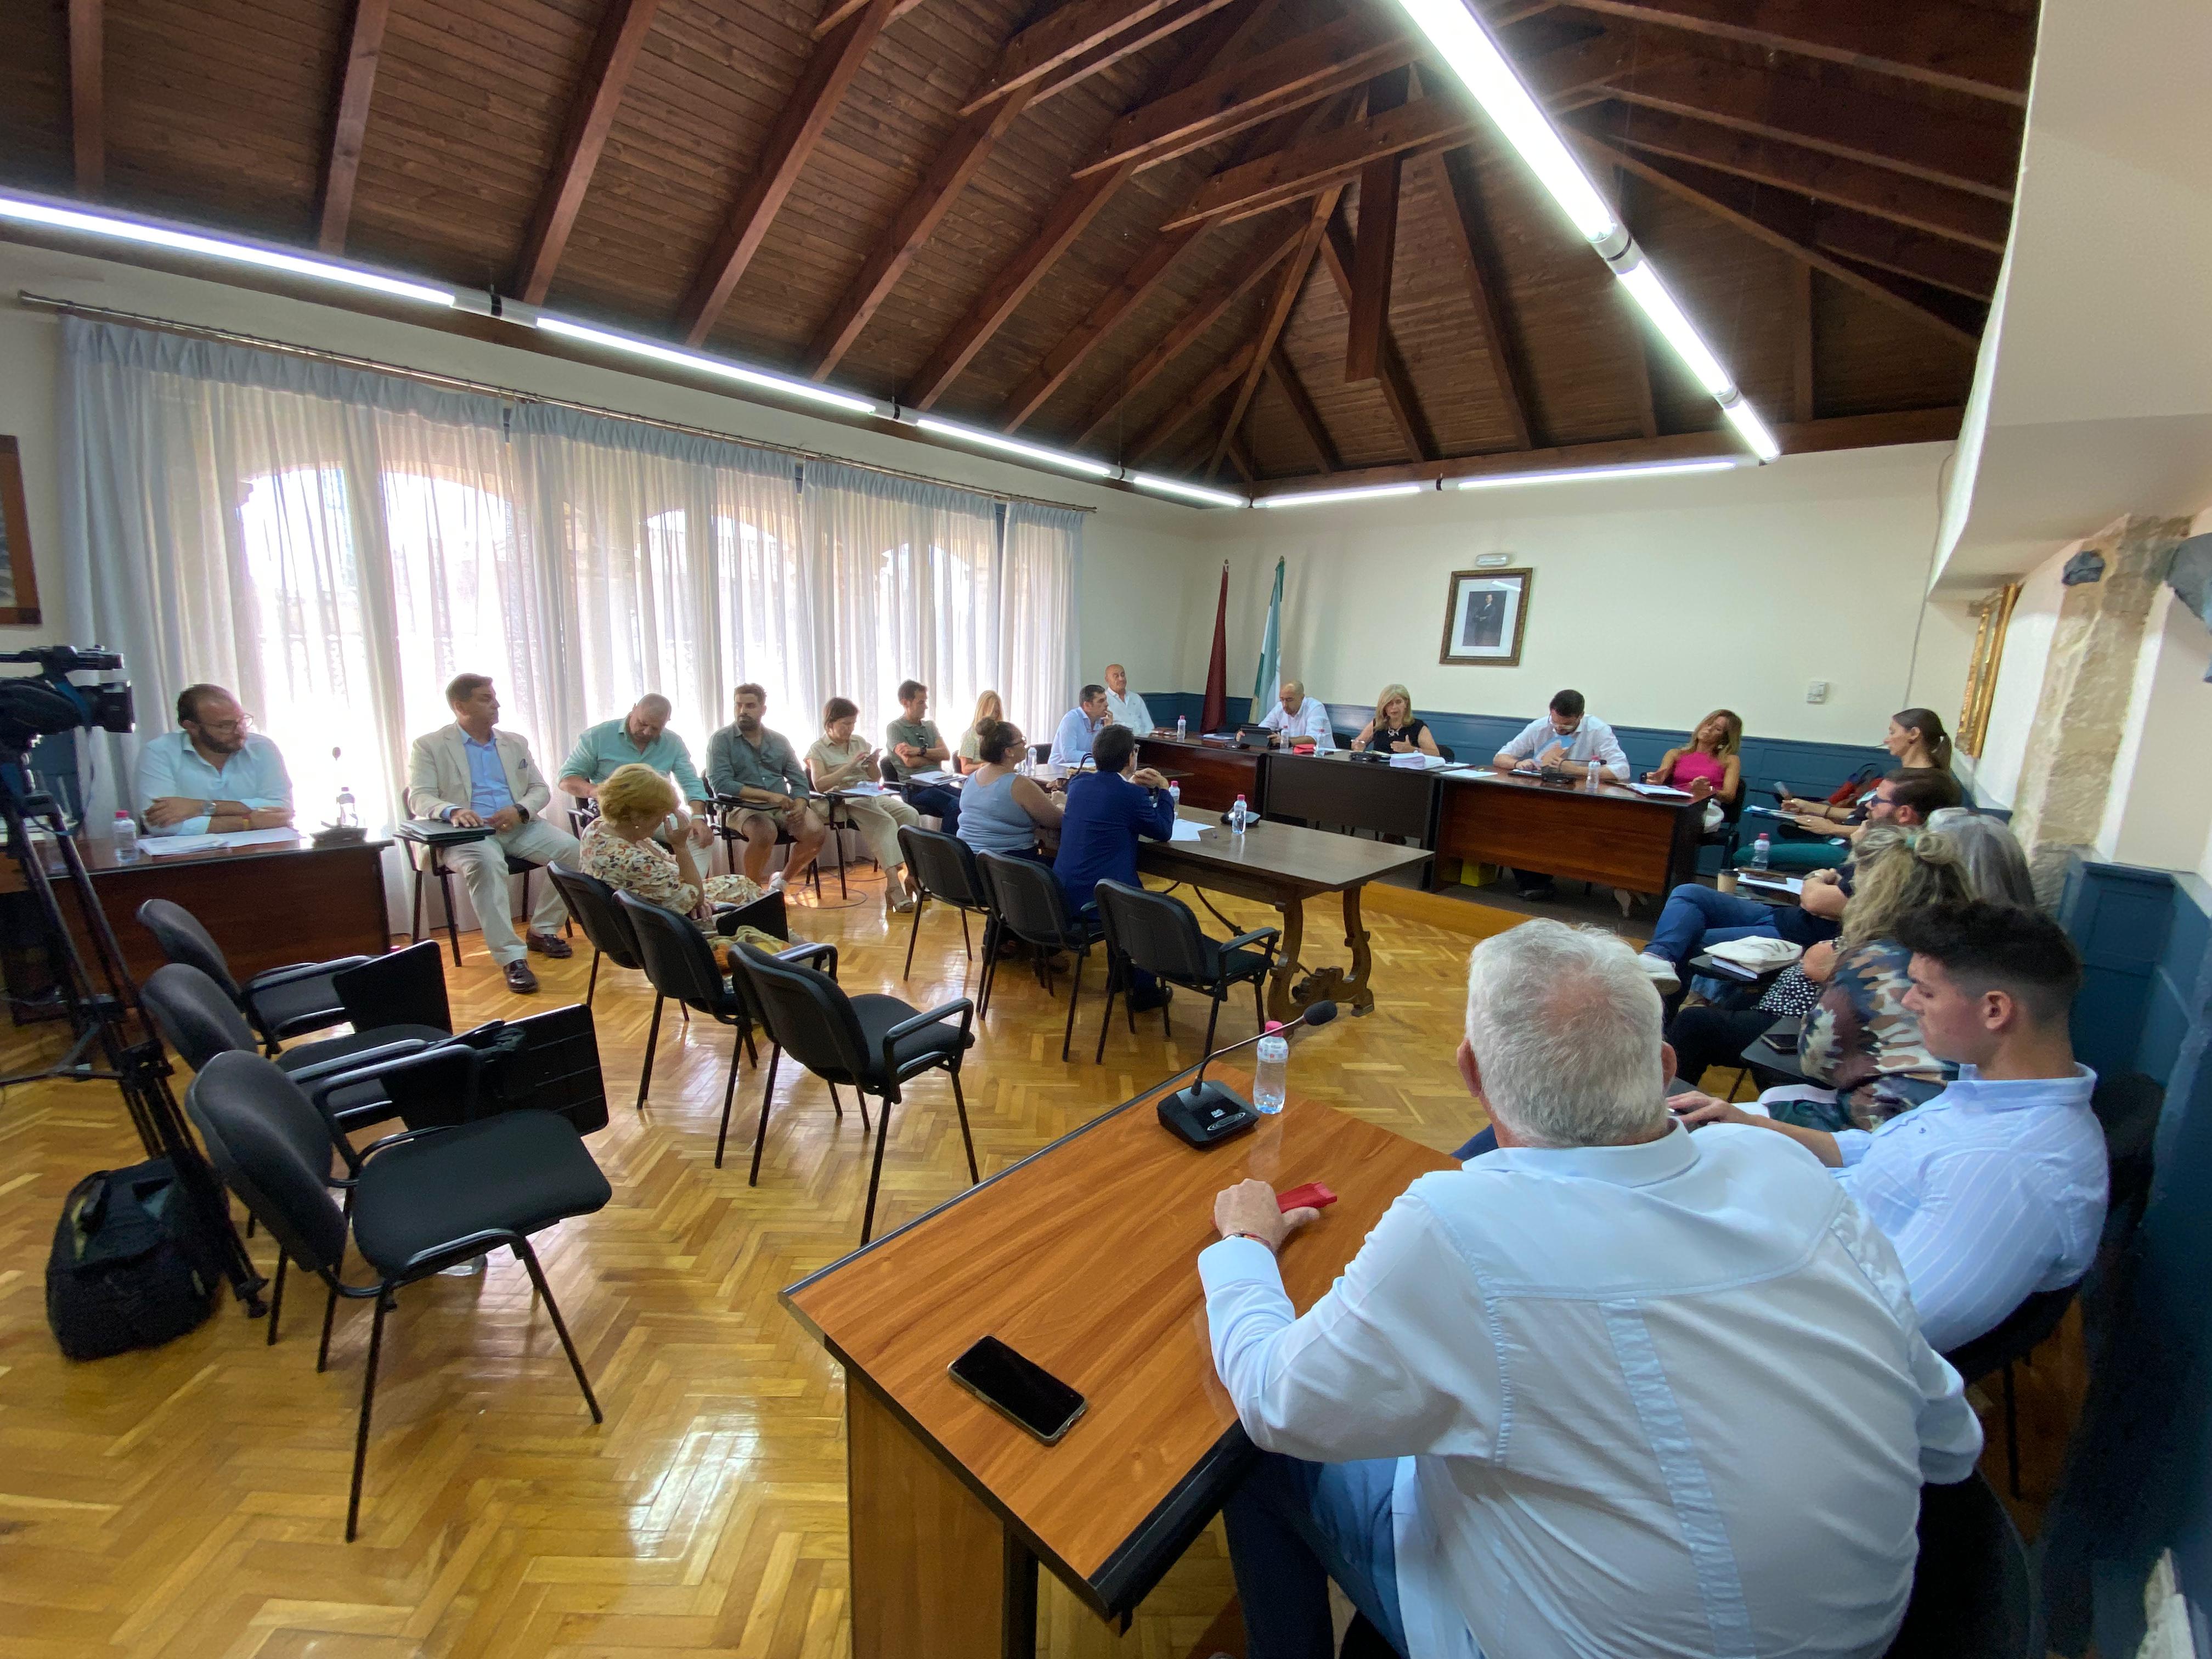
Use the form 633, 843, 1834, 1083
0, 645, 135, 757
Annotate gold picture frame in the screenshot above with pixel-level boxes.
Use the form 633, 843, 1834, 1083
1439, 567, 1531, 666
0, 437, 38, 627
1957, 583, 2021, 758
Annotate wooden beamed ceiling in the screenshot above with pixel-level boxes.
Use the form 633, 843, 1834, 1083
0, 0, 2030, 489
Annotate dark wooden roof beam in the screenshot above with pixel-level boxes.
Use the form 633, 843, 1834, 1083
68, 0, 102, 197
1266, 346, 1341, 471
1129, 345, 1256, 466
1606, 57, 2021, 201
998, 224, 1204, 431
1571, 103, 2012, 251
1429, 148, 1535, 449
1812, 213, 1999, 300
1561, 0, 2032, 105
1345, 69, 1408, 385
678, 0, 896, 346
1790, 260, 1814, 423
318, 0, 393, 252
511, 0, 663, 306
811, 0, 926, 38
1318, 208, 1434, 461
1211, 190, 1340, 477
961, 0, 1209, 116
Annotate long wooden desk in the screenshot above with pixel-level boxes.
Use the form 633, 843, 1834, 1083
1139, 807, 1429, 1022
783, 1072, 1456, 1657
1, 834, 391, 1007
1262, 748, 1440, 845
1135, 736, 1265, 814
1436, 769, 1705, 895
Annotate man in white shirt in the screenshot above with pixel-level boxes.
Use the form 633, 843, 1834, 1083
1052, 684, 1110, 768
1103, 663, 1154, 734
1679, 899, 2107, 1353
1489, 688, 1628, 897
1201, 918, 1980, 1659
1259, 679, 1335, 750
133, 684, 296, 837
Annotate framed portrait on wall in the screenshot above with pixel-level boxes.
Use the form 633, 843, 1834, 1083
1957, 582, 2021, 758
1438, 567, 1531, 667
0, 436, 39, 627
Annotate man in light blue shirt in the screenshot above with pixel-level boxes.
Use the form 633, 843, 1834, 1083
557, 693, 714, 847
1052, 684, 1110, 769
1681, 898, 2107, 1353
133, 683, 295, 837
1490, 689, 1630, 898
1202, 919, 1978, 1659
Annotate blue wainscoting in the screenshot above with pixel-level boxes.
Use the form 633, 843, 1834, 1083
2058, 859, 2212, 1087
1139, 691, 1892, 797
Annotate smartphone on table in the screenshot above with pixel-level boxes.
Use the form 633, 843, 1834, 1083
949, 1335, 1087, 1444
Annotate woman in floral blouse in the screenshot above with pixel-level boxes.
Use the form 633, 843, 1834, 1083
579, 763, 764, 923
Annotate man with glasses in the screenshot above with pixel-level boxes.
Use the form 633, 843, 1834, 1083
133, 683, 296, 837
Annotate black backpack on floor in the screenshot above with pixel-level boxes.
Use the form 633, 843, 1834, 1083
46, 1157, 225, 1361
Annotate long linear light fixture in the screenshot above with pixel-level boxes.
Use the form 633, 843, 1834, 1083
1457, 456, 1746, 489
910, 415, 1116, 478
1255, 482, 1426, 509
0, 190, 455, 307
534, 314, 883, 417
1384, 0, 1781, 461
1128, 471, 1249, 508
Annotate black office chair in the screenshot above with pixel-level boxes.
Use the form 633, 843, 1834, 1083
710, 793, 823, 901
1943, 1070, 2164, 1496
730, 942, 977, 1243
1092, 879, 1277, 1062
898, 825, 994, 979
616, 891, 765, 1131
403, 838, 558, 967
548, 865, 648, 1008
975, 851, 1103, 1062
184, 1051, 610, 1541
1881, 1472, 2038, 1658
136, 898, 371, 1052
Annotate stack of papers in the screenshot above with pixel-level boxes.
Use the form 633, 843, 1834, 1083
1627, 782, 1695, 799
837, 782, 888, 797
1167, 819, 1206, 842
140, 827, 303, 857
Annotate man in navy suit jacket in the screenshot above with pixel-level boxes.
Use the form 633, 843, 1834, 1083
1053, 724, 1178, 1009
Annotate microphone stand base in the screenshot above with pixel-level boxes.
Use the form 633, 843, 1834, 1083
1157, 1079, 1260, 1148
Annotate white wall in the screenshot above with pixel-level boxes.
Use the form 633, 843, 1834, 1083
1175, 443, 1960, 743
0, 237, 1209, 679
1960, 543, 2068, 808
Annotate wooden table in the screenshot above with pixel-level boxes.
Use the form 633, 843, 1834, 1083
1262, 749, 1441, 846
0, 833, 391, 1006
1135, 736, 1265, 815
782, 1073, 1455, 1657
1436, 769, 1705, 895
1139, 808, 1429, 1022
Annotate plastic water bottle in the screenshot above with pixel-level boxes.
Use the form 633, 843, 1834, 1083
1585, 756, 1601, 791
1176, 715, 1187, 741
1231, 794, 1249, 834
1167, 781, 1181, 811
1752, 832, 1771, 871
111, 810, 140, 863
333, 746, 359, 828
1252, 1031, 1289, 1113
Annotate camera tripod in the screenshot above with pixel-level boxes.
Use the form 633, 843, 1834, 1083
0, 758, 263, 1309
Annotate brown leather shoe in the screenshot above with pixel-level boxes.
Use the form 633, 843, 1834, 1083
526, 929, 573, 959
503, 960, 540, 993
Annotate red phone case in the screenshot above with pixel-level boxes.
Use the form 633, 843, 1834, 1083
1278, 1182, 1338, 1212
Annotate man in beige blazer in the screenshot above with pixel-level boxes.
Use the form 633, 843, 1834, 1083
407, 673, 579, 993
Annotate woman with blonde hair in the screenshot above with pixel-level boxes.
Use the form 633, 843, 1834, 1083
1349, 684, 1441, 756
806, 696, 924, 912
956, 690, 1005, 775
1647, 708, 1742, 808
578, 762, 768, 928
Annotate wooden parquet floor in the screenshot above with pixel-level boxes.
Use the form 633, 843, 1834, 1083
0, 865, 2074, 1657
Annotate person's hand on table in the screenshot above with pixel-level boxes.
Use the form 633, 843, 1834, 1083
1685, 777, 1714, 801
1390, 740, 1416, 754
448, 808, 486, 828
1537, 742, 1567, 769
144, 797, 205, 828
1672, 1092, 1764, 1131
487, 806, 523, 833
246, 807, 295, 830
1213, 1178, 1321, 1256
1787, 811, 1837, 835
1350, 737, 1367, 752
1131, 766, 1169, 791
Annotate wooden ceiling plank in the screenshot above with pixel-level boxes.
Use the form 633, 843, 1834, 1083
1790, 259, 1815, 424
1578, 133, 1983, 347
1267, 345, 1341, 471
1167, 30, 1664, 230
1225, 427, 1259, 483
960, 0, 1194, 116
1345, 68, 1408, 385
806, 87, 1038, 378
1318, 208, 1434, 462
67, 0, 102, 198
1810, 211, 1999, 300
1074, 223, 1299, 447
901, 0, 1282, 410
812, 0, 925, 38
1575, 103, 2012, 251
319, 0, 393, 253
677, 0, 897, 347
512, 0, 663, 306
1605, 57, 2020, 201
999, 224, 1204, 432
1129, 345, 1256, 466
1211, 190, 1340, 477
1561, 0, 2032, 106
1429, 148, 1534, 450
1037, 0, 1242, 101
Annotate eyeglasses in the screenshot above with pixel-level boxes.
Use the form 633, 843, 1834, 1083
191, 714, 253, 735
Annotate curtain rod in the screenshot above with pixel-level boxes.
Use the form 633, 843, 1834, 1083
16, 292, 1097, 516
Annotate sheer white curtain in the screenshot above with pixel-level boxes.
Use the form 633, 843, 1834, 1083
58, 317, 1081, 901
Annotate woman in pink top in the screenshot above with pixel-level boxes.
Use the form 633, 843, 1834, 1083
1647, 708, 1742, 808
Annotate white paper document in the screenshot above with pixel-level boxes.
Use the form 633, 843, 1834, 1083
141, 827, 302, 857
1627, 782, 1695, 798
1167, 819, 1206, 842
837, 782, 888, 797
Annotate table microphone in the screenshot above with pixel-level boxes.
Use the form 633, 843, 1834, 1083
1156, 1000, 1339, 1148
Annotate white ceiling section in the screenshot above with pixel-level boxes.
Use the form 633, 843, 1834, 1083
1932, 0, 2212, 591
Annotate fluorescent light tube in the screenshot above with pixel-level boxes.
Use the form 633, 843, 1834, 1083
1457, 458, 1743, 489
912, 417, 1115, 478
1381, 0, 1618, 244
0, 191, 455, 307
1613, 261, 1733, 397
1129, 472, 1248, 508
1723, 398, 1782, 462
1255, 483, 1425, 509
535, 316, 881, 416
